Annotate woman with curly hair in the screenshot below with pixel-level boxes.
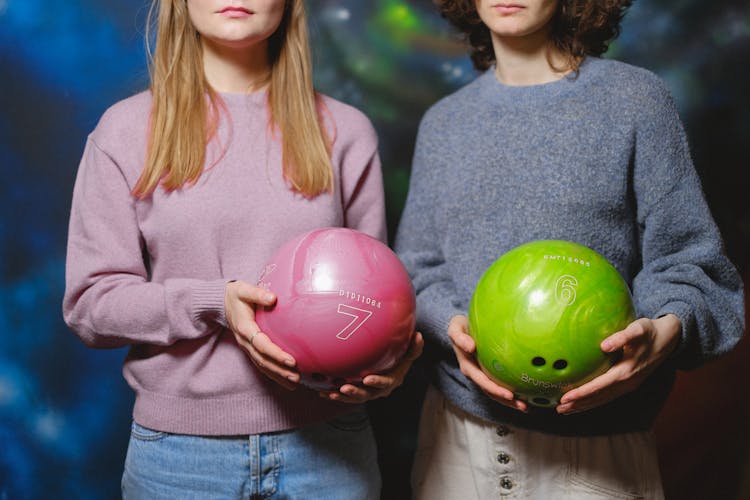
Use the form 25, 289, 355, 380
395, 1, 744, 498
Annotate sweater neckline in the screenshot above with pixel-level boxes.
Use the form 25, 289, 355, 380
479, 56, 596, 102
217, 89, 267, 108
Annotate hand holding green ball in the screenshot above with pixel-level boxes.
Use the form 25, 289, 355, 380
468, 240, 635, 408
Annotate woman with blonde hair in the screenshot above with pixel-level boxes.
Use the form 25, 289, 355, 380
63, 1, 422, 497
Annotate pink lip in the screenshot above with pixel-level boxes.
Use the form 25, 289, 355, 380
492, 3, 525, 14
218, 6, 253, 18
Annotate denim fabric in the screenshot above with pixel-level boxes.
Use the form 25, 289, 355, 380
122, 408, 381, 499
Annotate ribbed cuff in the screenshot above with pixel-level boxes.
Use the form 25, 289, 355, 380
192, 279, 232, 327
655, 300, 694, 367
422, 304, 466, 353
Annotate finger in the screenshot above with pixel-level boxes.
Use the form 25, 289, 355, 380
449, 330, 476, 353
247, 349, 301, 388
406, 331, 425, 360
448, 316, 478, 353
357, 332, 424, 388
449, 314, 469, 329
344, 377, 397, 401
236, 334, 300, 385
556, 360, 642, 413
234, 282, 277, 306
559, 360, 632, 404
514, 399, 529, 412
251, 332, 296, 368
247, 354, 299, 391
360, 374, 394, 390
470, 370, 522, 409
319, 387, 374, 404
341, 384, 380, 402
601, 319, 648, 352
557, 384, 630, 414
318, 332, 424, 403
360, 355, 411, 386
447, 315, 469, 337
453, 347, 524, 411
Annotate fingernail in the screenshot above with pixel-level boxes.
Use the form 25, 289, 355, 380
558, 404, 579, 414
265, 293, 274, 302
284, 358, 295, 367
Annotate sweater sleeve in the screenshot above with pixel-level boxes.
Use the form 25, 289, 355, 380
395, 115, 464, 352
631, 80, 745, 369
63, 138, 228, 349
339, 114, 388, 244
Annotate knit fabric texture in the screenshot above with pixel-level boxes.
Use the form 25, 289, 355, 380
64, 90, 387, 435
395, 57, 745, 435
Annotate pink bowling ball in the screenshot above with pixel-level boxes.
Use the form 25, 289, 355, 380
255, 227, 416, 390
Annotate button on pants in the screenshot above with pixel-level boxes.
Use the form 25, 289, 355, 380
411, 386, 664, 500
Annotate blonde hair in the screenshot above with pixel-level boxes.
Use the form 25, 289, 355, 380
133, 0, 332, 198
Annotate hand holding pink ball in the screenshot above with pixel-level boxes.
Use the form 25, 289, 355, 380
255, 228, 416, 390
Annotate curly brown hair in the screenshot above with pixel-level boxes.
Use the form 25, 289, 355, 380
435, 0, 632, 71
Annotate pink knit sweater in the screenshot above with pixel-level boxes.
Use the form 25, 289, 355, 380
63, 90, 386, 435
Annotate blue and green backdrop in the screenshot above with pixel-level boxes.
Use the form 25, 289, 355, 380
1, 1, 748, 498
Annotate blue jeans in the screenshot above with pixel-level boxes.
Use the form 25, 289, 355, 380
121, 409, 381, 499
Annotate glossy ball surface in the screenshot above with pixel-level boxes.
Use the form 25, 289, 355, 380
255, 228, 416, 390
469, 240, 635, 407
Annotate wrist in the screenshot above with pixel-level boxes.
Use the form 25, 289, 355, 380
224, 279, 237, 311
654, 313, 682, 355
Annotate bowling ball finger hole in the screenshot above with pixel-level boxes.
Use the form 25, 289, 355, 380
553, 359, 568, 370
311, 373, 327, 382
552, 359, 568, 370
532, 397, 552, 406
531, 357, 546, 366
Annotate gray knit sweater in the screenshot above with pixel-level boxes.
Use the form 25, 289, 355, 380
395, 57, 745, 435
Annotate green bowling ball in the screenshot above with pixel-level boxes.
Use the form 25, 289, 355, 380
468, 240, 635, 408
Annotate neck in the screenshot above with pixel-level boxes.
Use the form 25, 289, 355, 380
201, 38, 271, 94
491, 28, 570, 86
